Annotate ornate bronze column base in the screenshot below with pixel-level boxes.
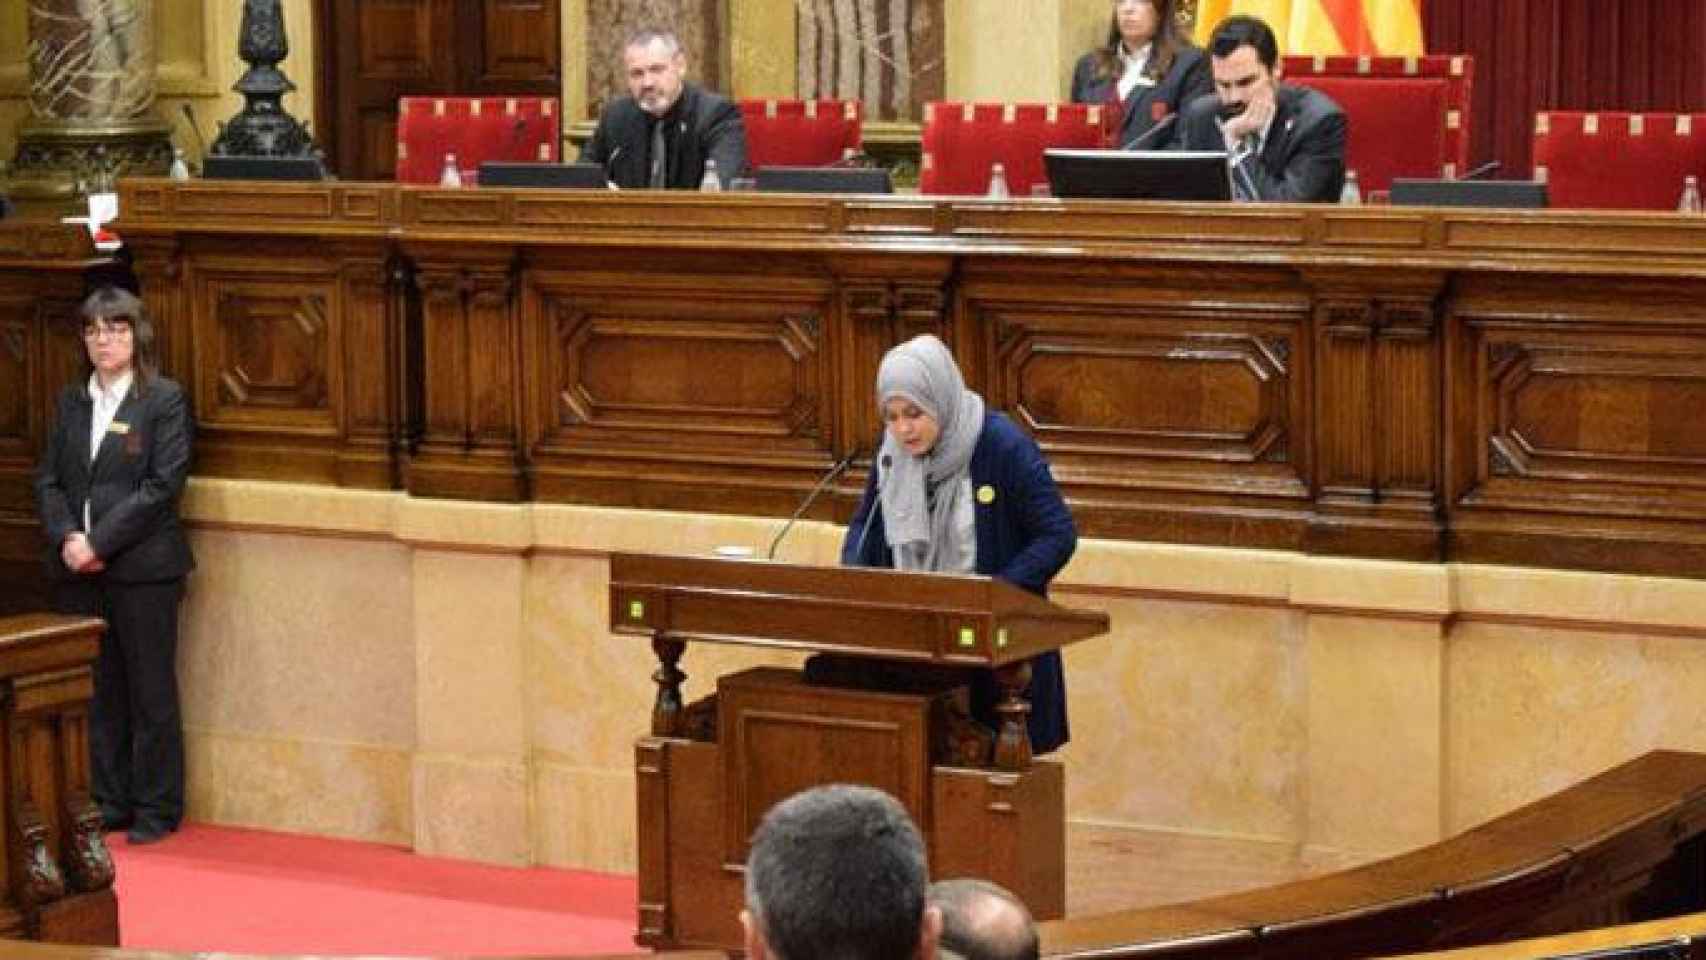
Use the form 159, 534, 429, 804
8, 116, 173, 201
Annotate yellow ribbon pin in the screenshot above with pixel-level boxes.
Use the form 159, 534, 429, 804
976, 484, 996, 505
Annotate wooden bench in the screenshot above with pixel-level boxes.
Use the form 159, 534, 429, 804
1042, 750, 1706, 959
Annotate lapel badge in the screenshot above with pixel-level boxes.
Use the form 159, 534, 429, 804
976, 484, 996, 505
107, 421, 131, 435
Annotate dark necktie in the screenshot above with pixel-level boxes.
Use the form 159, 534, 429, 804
649, 120, 667, 188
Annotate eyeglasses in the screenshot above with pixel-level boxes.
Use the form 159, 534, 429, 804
81, 322, 133, 342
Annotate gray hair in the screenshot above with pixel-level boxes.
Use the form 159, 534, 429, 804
745, 784, 929, 960
931, 878, 1039, 960
624, 27, 683, 57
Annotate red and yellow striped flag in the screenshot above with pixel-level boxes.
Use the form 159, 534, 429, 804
1193, 0, 1424, 56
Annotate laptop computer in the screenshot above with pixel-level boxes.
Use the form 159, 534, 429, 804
754, 166, 893, 194
478, 162, 608, 189
1388, 178, 1549, 209
1044, 149, 1232, 201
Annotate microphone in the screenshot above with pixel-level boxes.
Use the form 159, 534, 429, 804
1458, 160, 1501, 180
1120, 112, 1177, 151
848, 454, 892, 564
767, 449, 860, 560
603, 145, 624, 187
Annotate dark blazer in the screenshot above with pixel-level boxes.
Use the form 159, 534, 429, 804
579, 83, 749, 189
842, 411, 1078, 754
1174, 83, 1347, 202
36, 376, 195, 583
1071, 45, 1210, 149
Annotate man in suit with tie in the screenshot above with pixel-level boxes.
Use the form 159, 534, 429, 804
579, 28, 748, 189
1173, 15, 1347, 203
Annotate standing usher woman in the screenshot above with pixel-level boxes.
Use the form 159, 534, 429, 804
1070, 0, 1210, 149
36, 285, 194, 845
841, 335, 1078, 755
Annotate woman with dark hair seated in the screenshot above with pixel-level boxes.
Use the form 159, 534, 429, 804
1070, 0, 1210, 149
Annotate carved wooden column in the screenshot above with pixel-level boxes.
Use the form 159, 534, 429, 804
9, 0, 172, 201
332, 243, 406, 488
1304, 268, 1448, 561
407, 244, 526, 501
834, 254, 954, 459
0, 614, 118, 945
0, 220, 96, 615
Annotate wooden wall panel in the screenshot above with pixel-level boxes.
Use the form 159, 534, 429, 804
96, 182, 1706, 578
522, 255, 843, 514
1427, 1, 1706, 176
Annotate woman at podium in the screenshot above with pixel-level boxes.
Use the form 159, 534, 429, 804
841, 335, 1078, 754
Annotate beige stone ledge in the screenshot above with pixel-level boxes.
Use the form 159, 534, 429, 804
184, 728, 413, 845
179, 478, 1706, 634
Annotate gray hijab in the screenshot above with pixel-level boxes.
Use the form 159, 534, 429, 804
875, 335, 985, 571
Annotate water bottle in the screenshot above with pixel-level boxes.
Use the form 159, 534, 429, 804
438, 152, 462, 188
986, 162, 1010, 199
1340, 169, 1363, 205
169, 147, 191, 181
1679, 175, 1702, 213
700, 159, 722, 192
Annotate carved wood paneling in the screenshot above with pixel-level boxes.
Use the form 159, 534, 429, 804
961, 261, 1312, 548
523, 258, 840, 513
1449, 275, 1706, 572
87, 180, 1706, 577
408, 248, 525, 501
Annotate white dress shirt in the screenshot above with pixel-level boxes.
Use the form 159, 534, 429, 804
84, 370, 132, 531
1116, 42, 1154, 102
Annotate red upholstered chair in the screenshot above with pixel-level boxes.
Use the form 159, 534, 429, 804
920, 102, 1107, 196
395, 96, 561, 184
1533, 112, 1706, 210
738, 99, 863, 168
1282, 55, 1474, 195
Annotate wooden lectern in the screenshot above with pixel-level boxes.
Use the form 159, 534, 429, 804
610, 553, 1110, 952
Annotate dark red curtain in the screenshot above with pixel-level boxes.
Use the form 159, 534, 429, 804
1425, 0, 1706, 175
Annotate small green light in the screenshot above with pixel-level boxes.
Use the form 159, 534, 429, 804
958, 627, 976, 648
629, 599, 645, 620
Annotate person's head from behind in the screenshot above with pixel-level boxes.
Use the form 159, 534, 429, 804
742, 783, 941, 960
877, 334, 974, 460
623, 28, 688, 117
1207, 15, 1281, 117
931, 878, 1039, 960
79, 285, 157, 387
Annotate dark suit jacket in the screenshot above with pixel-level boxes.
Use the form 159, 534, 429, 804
579, 84, 748, 189
1071, 45, 1210, 149
1174, 83, 1347, 203
36, 376, 195, 583
841, 412, 1077, 754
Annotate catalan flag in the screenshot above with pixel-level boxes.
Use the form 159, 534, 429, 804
1193, 0, 1424, 56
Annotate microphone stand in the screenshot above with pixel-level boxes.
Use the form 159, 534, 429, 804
767, 450, 860, 560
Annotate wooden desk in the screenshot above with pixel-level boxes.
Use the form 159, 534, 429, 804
0, 614, 117, 945
5, 181, 1703, 605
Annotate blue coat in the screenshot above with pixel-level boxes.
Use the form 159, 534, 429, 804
841, 412, 1077, 754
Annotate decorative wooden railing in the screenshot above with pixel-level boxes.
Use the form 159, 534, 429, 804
1039, 750, 1706, 960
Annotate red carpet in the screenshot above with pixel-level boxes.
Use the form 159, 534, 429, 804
109, 823, 641, 956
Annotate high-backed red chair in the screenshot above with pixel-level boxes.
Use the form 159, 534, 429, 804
1533, 112, 1706, 210
1282, 55, 1474, 195
738, 99, 863, 168
395, 96, 560, 184
920, 102, 1107, 196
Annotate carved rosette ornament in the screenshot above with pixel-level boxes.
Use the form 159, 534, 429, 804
8, 0, 173, 201
209, 0, 319, 159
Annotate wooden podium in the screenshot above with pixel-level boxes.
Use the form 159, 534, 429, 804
609, 553, 1110, 952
